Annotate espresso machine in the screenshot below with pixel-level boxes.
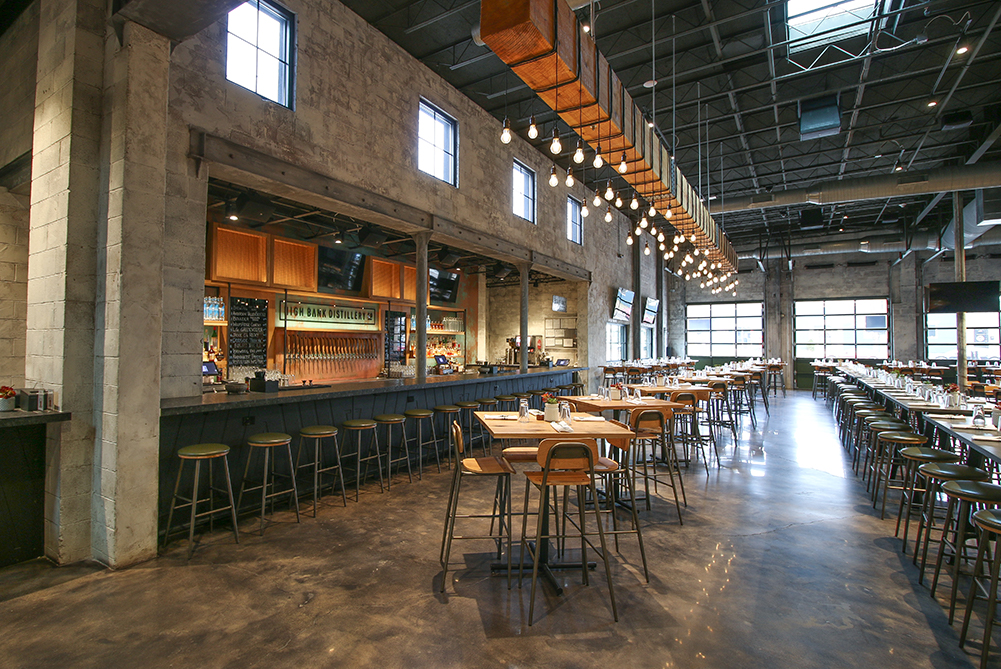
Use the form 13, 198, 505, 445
505, 335, 544, 366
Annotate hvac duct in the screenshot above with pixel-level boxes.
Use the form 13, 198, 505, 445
713, 162, 1001, 214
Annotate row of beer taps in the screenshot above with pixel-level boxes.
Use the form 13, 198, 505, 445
284, 331, 378, 378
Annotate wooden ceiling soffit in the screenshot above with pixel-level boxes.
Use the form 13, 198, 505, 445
479, 0, 736, 272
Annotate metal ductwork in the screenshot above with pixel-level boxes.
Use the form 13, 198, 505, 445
713, 162, 1001, 214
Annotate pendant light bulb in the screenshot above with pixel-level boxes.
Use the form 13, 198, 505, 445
565, 167, 575, 188
604, 181, 614, 200
650, 226, 657, 236
634, 225, 643, 236
667, 251, 674, 259
639, 216, 649, 229
694, 248, 700, 256
593, 193, 602, 207
664, 208, 672, 219
659, 242, 666, 251
644, 243, 651, 256
500, 117, 512, 144
630, 194, 639, 210
614, 193, 623, 208
573, 140, 585, 164
549, 127, 562, 155
581, 202, 589, 218
689, 234, 696, 242
626, 234, 634, 246
604, 207, 613, 223
549, 166, 559, 188
657, 232, 665, 242
649, 204, 657, 217
618, 152, 628, 174
593, 145, 604, 169
527, 115, 539, 139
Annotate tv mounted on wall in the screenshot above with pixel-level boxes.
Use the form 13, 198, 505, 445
318, 247, 365, 293
926, 281, 1001, 314
429, 268, 460, 303
642, 297, 660, 325
612, 288, 634, 322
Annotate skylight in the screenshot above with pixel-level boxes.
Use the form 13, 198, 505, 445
787, 0, 876, 54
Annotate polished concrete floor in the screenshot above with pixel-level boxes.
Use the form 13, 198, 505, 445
0, 391, 991, 668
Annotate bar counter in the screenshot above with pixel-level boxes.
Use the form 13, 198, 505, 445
157, 367, 584, 532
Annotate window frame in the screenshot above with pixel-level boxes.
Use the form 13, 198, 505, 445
225, 0, 296, 108
793, 297, 889, 360
566, 196, 583, 244
606, 322, 627, 362
417, 99, 459, 187
685, 301, 764, 359
512, 159, 536, 223
925, 311, 1001, 362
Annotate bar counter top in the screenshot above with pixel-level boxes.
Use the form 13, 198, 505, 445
0, 409, 72, 427
160, 366, 585, 416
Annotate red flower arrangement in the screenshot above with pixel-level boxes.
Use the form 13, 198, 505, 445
0, 385, 15, 399
945, 383, 959, 393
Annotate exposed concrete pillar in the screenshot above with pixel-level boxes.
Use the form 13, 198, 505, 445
655, 251, 665, 357
27, 0, 106, 563
0, 188, 29, 387
890, 253, 921, 361
954, 191, 967, 391
91, 20, 170, 567
764, 261, 781, 359
518, 261, 530, 374
667, 272, 686, 357
413, 230, 431, 384
631, 234, 641, 359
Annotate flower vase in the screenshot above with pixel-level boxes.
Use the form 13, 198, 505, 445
0, 396, 14, 411
544, 404, 560, 422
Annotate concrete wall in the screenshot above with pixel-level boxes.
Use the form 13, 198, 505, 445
0, 1, 39, 169
0, 189, 30, 387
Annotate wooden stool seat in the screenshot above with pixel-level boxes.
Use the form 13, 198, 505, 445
404, 409, 434, 418
434, 405, 460, 413
495, 395, 517, 401
501, 446, 538, 462
343, 419, 377, 429
300, 425, 337, 438
899, 446, 961, 463
455, 401, 480, 408
248, 432, 292, 446
374, 414, 406, 423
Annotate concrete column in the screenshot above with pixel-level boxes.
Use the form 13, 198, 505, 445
890, 253, 920, 361
27, 0, 106, 563
655, 251, 664, 357
667, 272, 686, 357
764, 261, 781, 359
413, 230, 431, 384
777, 260, 794, 389
0, 189, 29, 387
631, 234, 641, 359
955, 191, 967, 391
90, 20, 170, 567
518, 262, 530, 374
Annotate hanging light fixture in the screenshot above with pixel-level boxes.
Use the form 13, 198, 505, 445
644, 242, 651, 256
650, 225, 657, 236
614, 192, 623, 208
657, 232, 665, 242
549, 165, 559, 187
639, 215, 649, 229
549, 126, 562, 155
604, 180, 614, 200
527, 115, 539, 139
500, 117, 512, 144
573, 139, 585, 164
593, 192, 602, 207
626, 234, 634, 246
659, 242, 666, 251
630, 193, 639, 210
649, 202, 657, 217
664, 207, 672, 219
604, 206, 613, 222
618, 152, 628, 174
593, 143, 603, 168
565, 167, 575, 187
634, 224, 643, 236
667, 251, 674, 259
581, 201, 589, 218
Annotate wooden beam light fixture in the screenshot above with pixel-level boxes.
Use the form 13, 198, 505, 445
479, 0, 736, 273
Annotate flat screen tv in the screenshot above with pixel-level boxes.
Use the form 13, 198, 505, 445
926, 281, 1001, 314
429, 268, 460, 303
318, 247, 365, 293
642, 297, 659, 325
612, 287, 634, 322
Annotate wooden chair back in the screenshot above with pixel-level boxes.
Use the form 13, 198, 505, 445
536, 438, 599, 471
450, 420, 464, 458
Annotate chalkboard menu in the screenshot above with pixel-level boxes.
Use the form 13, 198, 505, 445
228, 297, 269, 367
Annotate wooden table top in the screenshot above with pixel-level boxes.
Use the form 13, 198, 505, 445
922, 414, 1001, 464
624, 384, 713, 401
474, 411, 636, 440
566, 395, 683, 412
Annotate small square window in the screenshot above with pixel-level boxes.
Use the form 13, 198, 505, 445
226, 1, 294, 107
418, 100, 458, 186
513, 160, 535, 222
566, 197, 582, 244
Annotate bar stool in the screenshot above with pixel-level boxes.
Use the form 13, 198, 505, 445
872, 431, 927, 519
511, 391, 532, 405
440, 421, 514, 593
403, 408, 438, 478
528, 389, 548, 410
916, 463, 990, 583
895, 446, 960, 551
931, 480, 1001, 624
295, 425, 346, 516
856, 418, 908, 477
475, 398, 499, 451
627, 410, 685, 519
812, 365, 833, 399
237, 432, 300, 536
557, 384, 575, 396
375, 413, 410, 490
434, 405, 460, 467
455, 401, 485, 456
164, 443, 239, 558
707, 380, 737, 444
960, 508, 1001, 669
494, 394, 518, 412
342, 418, 383, 501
